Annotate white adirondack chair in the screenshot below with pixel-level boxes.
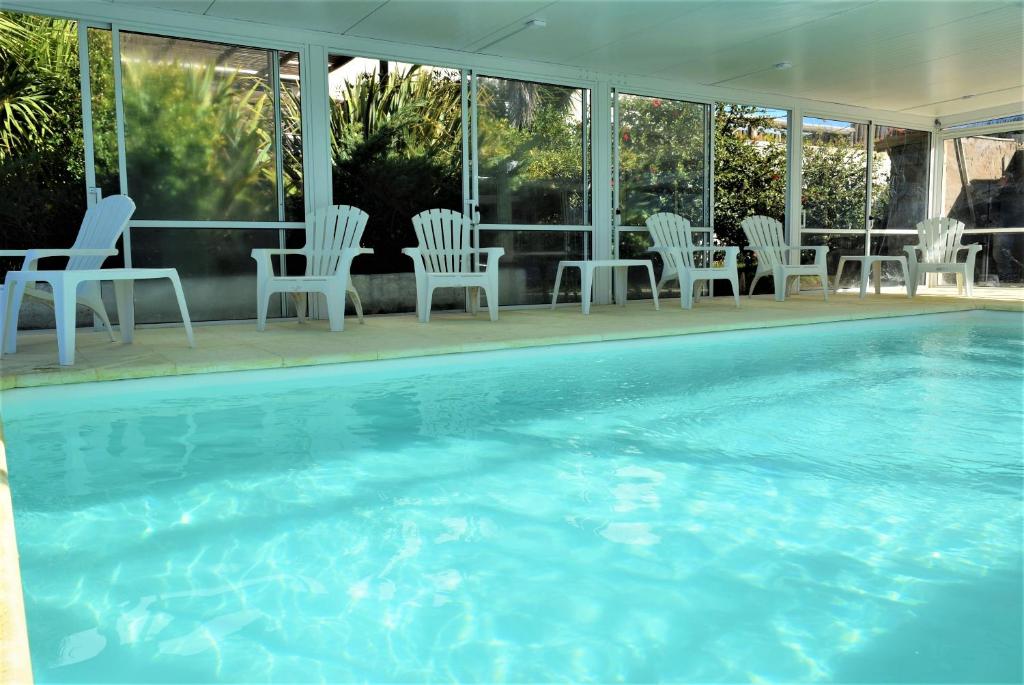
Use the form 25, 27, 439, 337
645, 212, 740, 309
904, 217, 982, 296
403, 208, 504, 323
251, 205, 372, 332
741, 215, 829, 302
0, 194, 135, 341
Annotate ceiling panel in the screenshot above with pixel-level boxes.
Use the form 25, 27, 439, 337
103, 0, 1024, 118
904, 87, 1024, 117
575, 1, 873, 75
480, 1, 708, 62
108, 0, 214, 12
343, 0, 553, 51
205, 0, 385, 34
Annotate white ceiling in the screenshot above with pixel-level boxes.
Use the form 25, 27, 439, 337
109, 0, 1024, 118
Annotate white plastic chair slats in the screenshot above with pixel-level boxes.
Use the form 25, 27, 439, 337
646, 212, 693, 272
66, 195, 136, 271
918, 217, 966, 264
308, 205, 368, 277
412, 208, 472, 274
741, 215, 786, 267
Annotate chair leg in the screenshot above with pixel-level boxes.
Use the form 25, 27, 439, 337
680, 276, 692, 309
821, 272, 830, 301
772, 267, 787, 302
423, 285, 437, 323
748, 272, 765, 297
54, 281, 77, 366
729, 274, 740, 308
963, 268, 974, 297
484, 285, 498, 322
256, 286, 272, 332
292, 293, 308, 324
325, 285, 345, 332
79, 288, 116, 342
4, 279, 27, 355
348, 286, 364, 323
167, 273, 195, 347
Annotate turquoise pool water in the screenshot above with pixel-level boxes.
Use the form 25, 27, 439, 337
3, 311, 1022, 683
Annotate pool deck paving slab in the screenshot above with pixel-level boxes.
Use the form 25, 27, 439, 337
0, 287, 1022, 682
1, 289, 1021, 391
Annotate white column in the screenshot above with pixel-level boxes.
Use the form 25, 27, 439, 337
785, 106, 803, 248
303, 44, 332, 215
590, 81, 613, 304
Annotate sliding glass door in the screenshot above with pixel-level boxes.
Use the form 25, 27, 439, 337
472, 74, 592, 306
614, 91, 711, 298
97, 30, 307, 322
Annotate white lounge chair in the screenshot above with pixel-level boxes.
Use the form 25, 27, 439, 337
251, 204, 373, 332
0, 194, 135, 343
904, 217, 982, 297
740, 215, 829, 302
645, 212, 740, 309
403, 208, 504, 323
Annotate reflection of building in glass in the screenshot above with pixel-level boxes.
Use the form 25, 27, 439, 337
943, 131, 1024, 286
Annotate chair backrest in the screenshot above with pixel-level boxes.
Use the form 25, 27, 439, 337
305, 204, 369, 277
646, 212, 696, 270
916, 217, 967, 263
740, 215, 787, 267
67, 195, 136, 271
411, 208, 474, 274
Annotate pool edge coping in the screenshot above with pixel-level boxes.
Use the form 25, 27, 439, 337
0, 417, 32, 684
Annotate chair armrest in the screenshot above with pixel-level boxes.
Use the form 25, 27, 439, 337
402, 247, 427, 279
21, 248, 118, 270
474, 247, 504, 270
0, 250, 30, 257
903, 244, 922, 263
792, 244, 828, 265
251, 248, 308, 258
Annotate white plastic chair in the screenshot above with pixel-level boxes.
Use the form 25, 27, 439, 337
904, 217, 982, 297
251, 205, 373, 332
741, 215, 829, 302
645, 212, 740, 309
403, 208, 504, 323
0, 195, 135, 343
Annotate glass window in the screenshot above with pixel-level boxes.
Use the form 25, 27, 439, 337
479, 230, 588, 305
477, 76, 589, 225
802, 117, 868, 231
120, 32, 279, 221
617, 93, 707, 227
87, 27, 119, 200
871, 127, 929, 230
279, 50, 304, 222
713, 104, 788, 250
0, 11, 87, 268
943, 130, 1024, 286
130, 228, 289, 322
329, 56, 462, 282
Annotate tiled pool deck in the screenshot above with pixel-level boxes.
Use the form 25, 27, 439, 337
0, 288, 1022, 682
1, 290, 1021, 390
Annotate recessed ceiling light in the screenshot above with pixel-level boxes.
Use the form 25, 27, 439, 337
773, 61, 793, 70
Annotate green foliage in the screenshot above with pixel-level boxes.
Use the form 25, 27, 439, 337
476, 79, 585, 224
713, 104, 787, 254
329, 66, 463, 273
0, 11, 86, 257
120, 54, 278, 221
619, 95, 705, 226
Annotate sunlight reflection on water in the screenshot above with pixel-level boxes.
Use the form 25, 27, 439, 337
4, 311, 1022, 683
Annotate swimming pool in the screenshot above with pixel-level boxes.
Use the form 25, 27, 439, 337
3, 311, 1022, 683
